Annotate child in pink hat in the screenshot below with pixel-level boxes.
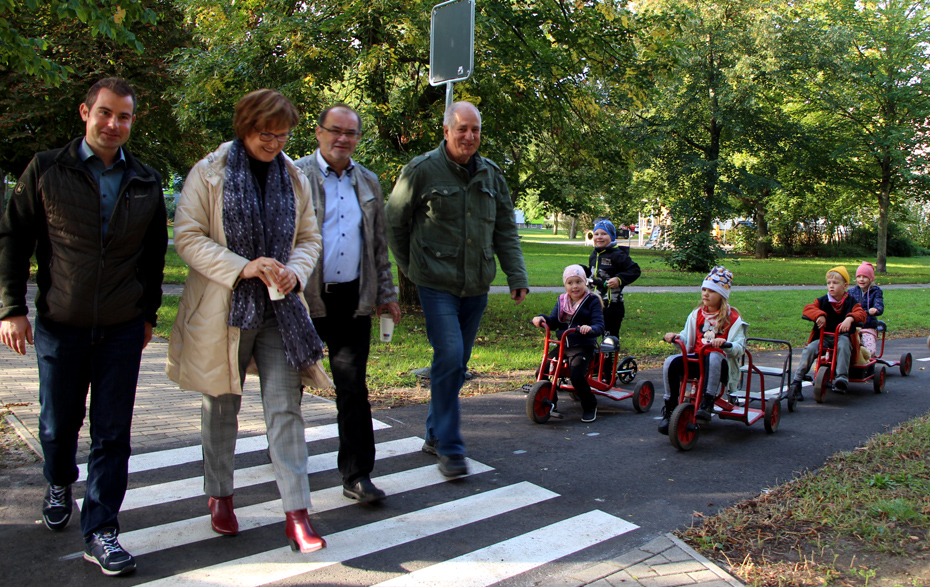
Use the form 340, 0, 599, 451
848, 261, 884, 358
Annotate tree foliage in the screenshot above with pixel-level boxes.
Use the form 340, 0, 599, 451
0, 0, 200, 181
0, 0, 157, 86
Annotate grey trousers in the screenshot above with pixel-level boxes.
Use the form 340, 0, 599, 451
793, 335, 851, 382
201, 315, 311, 512
662, 351, 727, 401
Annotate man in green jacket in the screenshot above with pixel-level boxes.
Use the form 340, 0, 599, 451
386, 101, 529, 478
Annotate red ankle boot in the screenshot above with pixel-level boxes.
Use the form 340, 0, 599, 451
208, 495, 239, 536
284, 510, 326, 553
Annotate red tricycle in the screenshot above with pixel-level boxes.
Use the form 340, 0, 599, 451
802, 319, 886, 403
525, 324, 655, 423
666, 336, 780, 451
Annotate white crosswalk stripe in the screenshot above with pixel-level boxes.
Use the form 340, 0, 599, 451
69, 418, 640, 586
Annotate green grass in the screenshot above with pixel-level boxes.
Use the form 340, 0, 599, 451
680, 414, 930, 585
156, 287, 930, 389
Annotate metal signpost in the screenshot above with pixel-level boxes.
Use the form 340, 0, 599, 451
430, 0, 475, 109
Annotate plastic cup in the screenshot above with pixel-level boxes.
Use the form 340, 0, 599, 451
264, 266, 285, 301
380, 314, 394, 343
267, 283, 285, 301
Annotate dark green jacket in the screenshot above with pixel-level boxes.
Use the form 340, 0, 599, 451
386, 141, 528, 297
0, 137, 167, 327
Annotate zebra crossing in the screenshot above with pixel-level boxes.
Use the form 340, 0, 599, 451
64, 417, 639, 586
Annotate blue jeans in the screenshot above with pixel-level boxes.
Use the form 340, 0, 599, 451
417, 286, 488, 457
35, 315, 144, 538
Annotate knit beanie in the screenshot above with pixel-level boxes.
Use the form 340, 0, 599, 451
702, 266, 733, 300
856, 262, 875, 282
827, 266, 850, 284
562, 264, 587, 284
593, 219, 616, 242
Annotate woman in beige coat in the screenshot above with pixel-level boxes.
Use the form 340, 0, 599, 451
166, 90, 327, 553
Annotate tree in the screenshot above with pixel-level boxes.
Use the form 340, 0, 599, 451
783, 0, 930, 272
0, 0, 157, 86
0, 0, 200, 182
170, 0, 651, 301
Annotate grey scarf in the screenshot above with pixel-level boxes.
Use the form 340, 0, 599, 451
223, 139, 323, 371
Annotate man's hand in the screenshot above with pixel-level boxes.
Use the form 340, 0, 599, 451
143, 322, 154, 350
511, 288, 528, 305
377, 301, 402, 324
837, 316, 854, 333
0, 316, 33, 355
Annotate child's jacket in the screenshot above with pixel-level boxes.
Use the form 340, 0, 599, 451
587, 244, 641, 305
802, 294, 868, 362
538, 294, 605, 349
676, 307, 748, 393
848, 285, 884, 330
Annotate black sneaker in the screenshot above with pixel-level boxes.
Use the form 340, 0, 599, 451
84, 529, 136, 576
421, 438, 438, 456
343, 477, 386, 503
696, 395, 715, 421
657, 399, 676, 435
834, 377, 848, 393
438, 454, 469, 478
789, 380, 805, 402
42, 484, 72, 531
581, 407, 597, 423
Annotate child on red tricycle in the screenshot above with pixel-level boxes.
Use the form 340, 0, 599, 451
530, 265, 605, 422
658, 266, 748, 435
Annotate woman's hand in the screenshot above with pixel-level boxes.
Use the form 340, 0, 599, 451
532, 316, 545, 327
578, 325, 592, 334
710, 337, 727, 348
240, 257, 297, 294
663, 332, 677, 343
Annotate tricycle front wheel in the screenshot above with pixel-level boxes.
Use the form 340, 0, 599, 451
526, 381, 556, 424
669, 403, 698, 451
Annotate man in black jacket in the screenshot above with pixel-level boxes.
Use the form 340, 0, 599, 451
0, 78, 166, 577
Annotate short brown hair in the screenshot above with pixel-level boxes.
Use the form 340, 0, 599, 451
85, 78, 137, 114
233, 90, 300, 140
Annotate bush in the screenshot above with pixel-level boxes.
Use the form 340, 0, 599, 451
662, 230, 724, 273
846, 223, 929, 258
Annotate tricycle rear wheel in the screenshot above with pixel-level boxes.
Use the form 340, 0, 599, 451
617, 356, 637, 384
873, 366, 886, 394
632, 380, 655, 413
764, 400, 780, 433
900, 353, 912, 377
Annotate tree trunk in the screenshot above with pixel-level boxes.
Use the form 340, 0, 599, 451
552, 212, 559, 235
876, 155, 892, 273
396, 269, 419, 309
568, 217, 578, 239
754, 193, 771, 259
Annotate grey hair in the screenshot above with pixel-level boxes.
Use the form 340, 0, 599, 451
443, 101, 481, 127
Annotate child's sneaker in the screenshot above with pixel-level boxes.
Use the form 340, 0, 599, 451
581, 407, 597, 423
834, 377, 848, 393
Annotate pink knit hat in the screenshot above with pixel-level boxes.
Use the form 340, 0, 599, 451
856, 262, 875, 282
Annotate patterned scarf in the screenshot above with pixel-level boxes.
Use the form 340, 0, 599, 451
223, 139, 324, 372
558, 292, 588, 323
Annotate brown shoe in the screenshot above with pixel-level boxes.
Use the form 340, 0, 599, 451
208, 496, 239, 536
285, 510, 326, 553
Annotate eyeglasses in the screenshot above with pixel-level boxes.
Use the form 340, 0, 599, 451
319, 125, 361, 139
257, 131, 292, 144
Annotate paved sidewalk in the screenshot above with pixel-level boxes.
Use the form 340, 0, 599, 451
0, 287, 743, 587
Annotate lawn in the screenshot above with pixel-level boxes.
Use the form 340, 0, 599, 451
155, 286, 930, 391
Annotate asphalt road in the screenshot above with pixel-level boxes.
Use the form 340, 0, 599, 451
1, 336, 928, 586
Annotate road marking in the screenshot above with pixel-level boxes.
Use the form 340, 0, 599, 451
76, 420, 391, 482
78, 436, 420, 511
68, 459, 494, 558
137, 482, 559, 587
372, 509, 638, 587
916, 357, 930, 362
